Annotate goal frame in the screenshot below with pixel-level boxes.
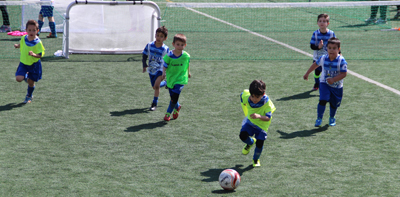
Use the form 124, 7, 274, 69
63, 0, 161, 59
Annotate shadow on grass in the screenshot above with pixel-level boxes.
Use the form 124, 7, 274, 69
0, 38, 21, 42
0, 103, 25, 112
276, 125, 329, 139
124, 121, 167, 132
110, 108, 149, 116
276, 90, 318, 101
39, 55, 141, 62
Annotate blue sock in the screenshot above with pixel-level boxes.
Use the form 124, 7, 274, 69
242, 136, 254, 145
160, 80, 166, 87
49, 22, 57, 36
317, 104, 325, 119
27, 85, 35, 97
167, 101, 175, 114
38, 20, 44, 32
253, 146, 263, 161
152, 97, 158, 105
174, 101, 180, 110
330, 106, 337, 118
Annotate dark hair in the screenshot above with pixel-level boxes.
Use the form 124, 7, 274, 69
317, 13, 330, 22
173, 33, 186, 44
26, 19, 39, 30
327, 37, 340, 48
156, 26, 168, 38
249, 80, 266, 96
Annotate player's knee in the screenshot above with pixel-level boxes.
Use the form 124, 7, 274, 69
255, 140, 264, 149
330, 103, 337, 109
16, 76, 24, 82
239, 132, 249, 141
319, 100, 328, 106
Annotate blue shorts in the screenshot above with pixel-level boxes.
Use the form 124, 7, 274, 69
149, 71, 162, 87
319, 83, 343, 107
168, 84, 184, 95
40, 6, 54, 17
240, 117, 268, 141
15, 61, 42, 82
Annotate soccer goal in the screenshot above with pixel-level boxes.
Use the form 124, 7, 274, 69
62, 0, 161, 58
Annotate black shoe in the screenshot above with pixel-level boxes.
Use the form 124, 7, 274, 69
149, 103, 157, 111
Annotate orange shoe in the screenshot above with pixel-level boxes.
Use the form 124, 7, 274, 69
164, 113, 171, 121
172, 106, 181, 119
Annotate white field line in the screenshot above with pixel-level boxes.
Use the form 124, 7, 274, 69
184, 6, 400, 96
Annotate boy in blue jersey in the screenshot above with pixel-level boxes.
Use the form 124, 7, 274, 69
240, 80, 276, 167
309, 14, 336, 91
38, 0, 57, 38
162, 34, 191, 121
303, 38, 347, 127
142, 26, 169, 111
14, 20, 45, 104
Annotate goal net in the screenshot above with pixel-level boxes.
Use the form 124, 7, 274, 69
162, 1, 400, 60
63, 1, 161, 58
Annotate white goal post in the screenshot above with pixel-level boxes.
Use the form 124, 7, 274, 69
62, 0, 161, 58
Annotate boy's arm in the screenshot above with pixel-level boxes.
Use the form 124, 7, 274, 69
162, 64, 167, 80
188, 65, 191, 78
142, 54, 148, 73
303, 62, 319, 81
14, 44, 20, 48
249, 112, 271, 122
29, 51, 42, 58
326, 72, 347, 85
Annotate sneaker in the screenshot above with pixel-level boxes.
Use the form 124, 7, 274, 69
23, 96, 32, 104
253, 159, 261, 167
46, 33, 57, 38
365, 17, 376, 24
329, 117, 336, 126
315, 118, 322, 127
394, 12, 400, 20
172, 105, 181, 119
375, 18, 387, 24
0, 25, 11, 33
242, 137, 256, 155
312, 87, 318, 91
164, 113, 171, 121
149, 103, 157, 111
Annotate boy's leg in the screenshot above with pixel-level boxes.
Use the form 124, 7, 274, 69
164, 91, 179, 121
312, 65, 321, 91
48, 16, 57, 38
0, 5, 11, 32
38, 14, 44, 35
253, 140, 264, 167
328, 87, 343, 126
150, 75, 163, 111
239, 130, 255, 155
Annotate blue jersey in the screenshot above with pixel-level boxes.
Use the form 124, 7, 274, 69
310, 29, 336, 61
142, 41, 169, 75
316, 54, 348, 88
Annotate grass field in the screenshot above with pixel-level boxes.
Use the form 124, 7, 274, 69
1, 1, 400, 196
1, 54, 400, 196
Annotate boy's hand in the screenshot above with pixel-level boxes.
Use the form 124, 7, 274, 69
142, 66, 147, 73
318, 40, 323, 49
250, 113, 261, 119
303, 73, 309, 81
326, 77, 334, 85
162, 73, 166, 80
188, 72, 191, 78
14, 44, 20, 48
29, 51, 36, 57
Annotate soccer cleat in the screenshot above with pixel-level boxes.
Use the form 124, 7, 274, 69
329, 117, 336, 126
23, 96, 32, 104
172, 105, 181, 119
315, 118, 322, 127
253, 159, 261, 167
149, 103, 157, 111
0, 25, 11, 33
242, 137, 256, 155
164, 113, 171, 121
375, 18, 387, 24
46, 33, 57, 38
312, 87, 318, 91
365, 17, 376, 24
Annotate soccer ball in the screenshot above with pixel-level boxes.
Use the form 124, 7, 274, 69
218, 169, 241, 190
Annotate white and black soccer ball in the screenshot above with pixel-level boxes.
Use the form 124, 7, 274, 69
218, 169, 241, 190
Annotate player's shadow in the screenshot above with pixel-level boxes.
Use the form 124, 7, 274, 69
202, 164, 253, 194
0, 103, 25, 112
0, 38, 21, 41
124, 121, 167, 132
276, 125, 329, 139
110, 108, 150, 116
276, 90, 318, 101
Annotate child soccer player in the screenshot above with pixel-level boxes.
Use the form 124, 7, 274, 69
162, 33, 191, 121
309, 13, 336, 91
14, 20, 45, 104
38, 0, 57, 38
142, 26, 169, 111
240, 80, 276, 167
303, 37, 347, 127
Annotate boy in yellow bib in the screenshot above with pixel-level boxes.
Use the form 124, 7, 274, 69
14, 20, 45, 103
240, 80, 276, 167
